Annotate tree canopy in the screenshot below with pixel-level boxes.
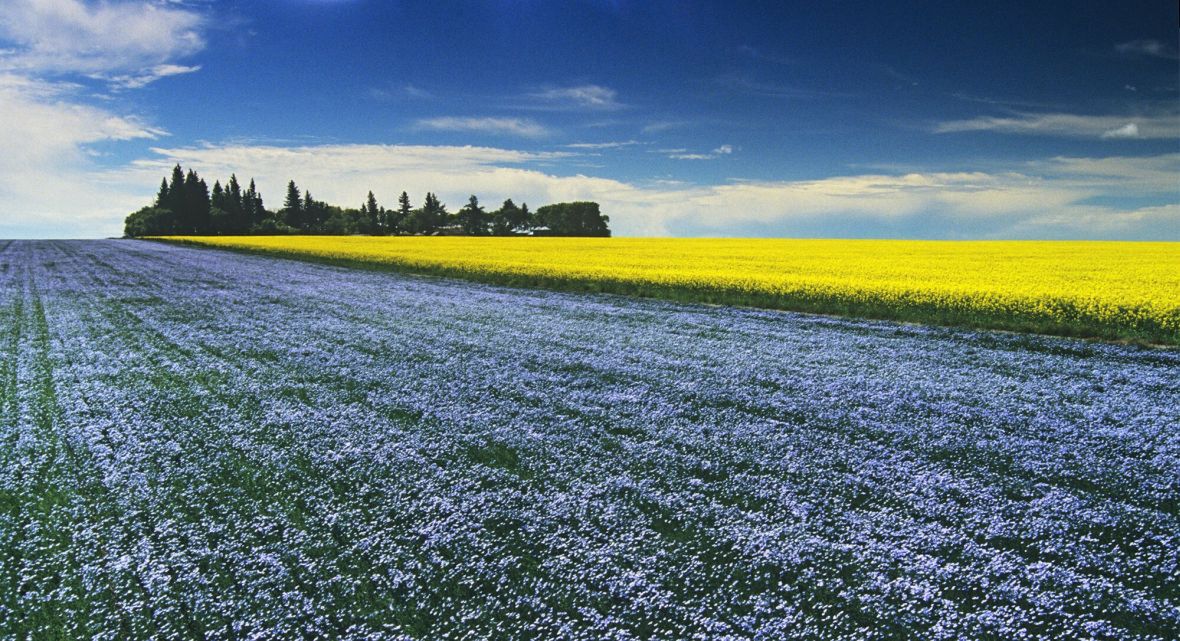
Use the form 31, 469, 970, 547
124, 165, 609, 238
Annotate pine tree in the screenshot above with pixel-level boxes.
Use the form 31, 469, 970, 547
282, 180, 302, 228
182, 169, 200, 232
227, 175, 243, 212
421, 192, 447, 233
245, 179, 264, 228
394, 191, 412, 234
456, 194, 489, 235
165, 164, 186, 218
301, 189, 315, 232
365, 191, 380, 234
183, 172, 211, 234
155, 178, 170, 208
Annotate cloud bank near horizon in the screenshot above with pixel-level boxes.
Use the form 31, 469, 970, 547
3, 142, 1166, 240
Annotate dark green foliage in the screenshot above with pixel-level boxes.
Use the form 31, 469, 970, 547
180, 170, 210, 234
155, 178, 170, 208
164, 164, 185, 214
455, 195, 490, 235
125, 169, 610, 237
404, 192, 448, 235
303, 191, 333, 231
491, 199, 531, 236
392, 191, 412, 234
244, 179, 265, 229
281, 181, 303, 229
124, 206, 176, 237
363, 191, 383, 235
534, 202, 610, 237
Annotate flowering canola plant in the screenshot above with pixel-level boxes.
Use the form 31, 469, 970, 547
165, 236, 1180, 344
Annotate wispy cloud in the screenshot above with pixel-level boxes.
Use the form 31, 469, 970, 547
879, 64, 919, 87
934, 111, 1180, 139
642, 120, 692, 134
1115, 39, 1179, 60
668, 144, 735, 160
414, 116, 551, 138
0, 0, 205, 81
106, 63, 201, 90
0, 72, 172, 238
0, 1, 212, 237
527, 84, 623, 110
566, 140, 640, 149
1100, 123, 1139, 139
370, 83, 433, 101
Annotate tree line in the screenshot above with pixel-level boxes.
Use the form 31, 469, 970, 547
124, 165, 610, 238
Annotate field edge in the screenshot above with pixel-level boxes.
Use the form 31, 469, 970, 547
149, 237, 1180, 348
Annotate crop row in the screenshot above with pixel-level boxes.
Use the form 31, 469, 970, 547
0, 240, 1176, 640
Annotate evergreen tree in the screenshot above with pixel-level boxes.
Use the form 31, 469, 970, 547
365, 191, 381, 234
424, 192, 447, 233
406, 192, 446, 234
227, 175, 243, 212
393, 191, 412, 234
244, 179, 264, 229
520, 202, 531, 231
456, 194, 489, 235
181, 171, 211, 234
155, 178, 170, 208
164, 164, 186, 218
304, 191, 330, 231
302, 189, 316, 232
211, 180, 225, 209
282, 180, 303, 228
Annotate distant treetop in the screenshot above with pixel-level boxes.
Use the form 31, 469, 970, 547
124, 165, 609, 238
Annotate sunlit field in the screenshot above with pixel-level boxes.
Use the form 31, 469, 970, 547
161, 236, 1180, 344
3, 240, 1177, 640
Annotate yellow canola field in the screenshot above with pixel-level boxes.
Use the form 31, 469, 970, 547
163, 236, 1180, 343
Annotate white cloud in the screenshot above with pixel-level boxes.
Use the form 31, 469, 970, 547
62, 144, 1174, 241
0, 74, 170, 237
0, 1, 208, 237
642, 120, 691, 134
529, 85, 622, 110
1115, 39, 1179, 60
668, 144, 734, 160
106, 63, 201, 90
0, 0, 205, 79
566, 140, 640, 149
0, 74, 165, 177
934, 111, 1180, 139
1101, 122, 1139, 139
415, 116, 551, 138
370, 83, 433, 101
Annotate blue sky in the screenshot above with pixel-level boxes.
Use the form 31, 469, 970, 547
0, 0, 1176, 238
